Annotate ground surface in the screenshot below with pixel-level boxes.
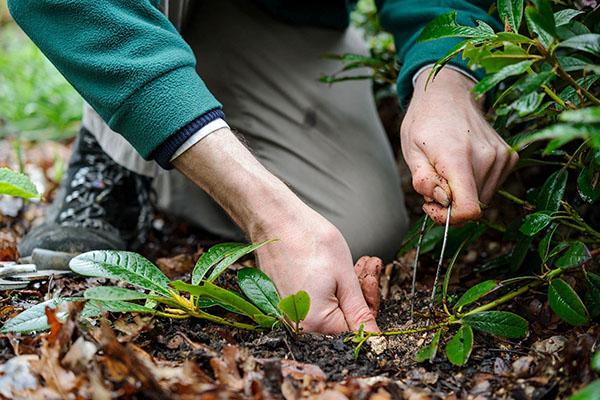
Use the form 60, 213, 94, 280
0, 139, 598, 400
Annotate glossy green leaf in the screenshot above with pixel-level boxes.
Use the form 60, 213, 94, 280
0, 167, 40, 199
519, 212, 552, 236
536, 169, 568, 212
445, 325, 474, 366
509, 234, 532, 272
473, 60, 534, 96
560, 106, 600, 123
462, 311, 528, 338
84, 286, 151, 301
529, 0, 557, 36
237, 268, 282, 317
525, 6, 554, 47
207, 241, 273, 283
512, 124, 598, 151
86, 299, 159, 315
538, 224, 558, 261
548, 279, 590, 326
511, 92, 545, 116
578, 166, 600, 203
418, 11, 495, 42
454, 280, 497, 311
555, 241, 591, 269
497, 0, 523, 32
70, 251, 173, 297
554, 9, 583, 26
172, 280, 265, 321
560, 76, 600, 106
569, 380, 600, 400
192, 243, 246, 285
559, 34, 600, 56
415, 329, 443, 363
0, 298, 73, 333
585, 272, 600, 318
278, 291, 310, 324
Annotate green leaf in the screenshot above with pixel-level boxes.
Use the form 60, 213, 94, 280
560, 76, 600, 106
560, 106, 600, 124
278, 291, 310, 324
84, 286, 151, 301
512, 124, 598, 151
0, 167, 40, 199
548, 279, 590, 326
510, 92, 545, 117
445, 325, 474, 366
529, 0, 557, 36
415, 329, 443, 363
207, 241, 273, 283
462, 311, 528, 338
396, 218, 444, 257
536, 169, 568, 212
454, 280, 497, 311
86, 299, 159, 315
578, 165, 600, 203
0, 298, 73, 333
559, 34, 600, 56
538, 224, 558, 261
192, 243, 246, 285
70, 251, 173, 297
237, 268, 282, 317
554, 9, 583, 27
497, 0, 524, 32
473, 60, 534, 96
519, 212, 552, 236
592, 349, 600, 372
171, 280, 265, 322
585, 272, 600, 318
569, 380, 600, 400
418, 11, 495, 42
525, 6, 554, 47
555, 241, 591, 269
509, 234, 532, 272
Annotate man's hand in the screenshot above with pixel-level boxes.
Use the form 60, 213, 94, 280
401, 67, 519, 224
173, 128, 380, 333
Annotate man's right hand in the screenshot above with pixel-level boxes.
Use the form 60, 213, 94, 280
173, 127, 379, 333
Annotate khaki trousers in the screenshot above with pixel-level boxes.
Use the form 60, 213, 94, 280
83, 0, 409, 260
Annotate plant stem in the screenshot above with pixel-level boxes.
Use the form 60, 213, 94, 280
555, 65, 600, 105
542, 84, 570, 109
460, 279, 544, 317
497, 190, 534, 209
189, 310, 259, 330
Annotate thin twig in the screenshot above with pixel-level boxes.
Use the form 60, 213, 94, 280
410, 216, 429, 317
430, 205, 452, 306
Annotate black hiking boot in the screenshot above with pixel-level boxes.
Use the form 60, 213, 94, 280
19, 127, 154, 256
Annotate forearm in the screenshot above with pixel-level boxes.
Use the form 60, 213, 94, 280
172, 128, 305, 236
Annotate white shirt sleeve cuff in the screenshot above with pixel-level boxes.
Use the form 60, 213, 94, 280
412, 64, 479, 87
170, 118, 230, 161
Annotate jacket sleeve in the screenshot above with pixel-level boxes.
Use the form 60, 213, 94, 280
7, 0, 222, 161
376, 0, 501, 106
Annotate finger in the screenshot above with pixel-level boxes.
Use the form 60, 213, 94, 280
354, 256, 382, 317
408, 152, 451, 203
337, 269, 380, 333
440, 158, 482, 224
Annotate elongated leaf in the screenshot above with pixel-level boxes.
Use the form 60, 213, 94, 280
418, 11, 495, 42
569, 380, 600, 400
172, 280, 268, 325
70, 251, 173, 297
585, 272, 600, 318
555, 241, 591, 269
278, 291, 310, 324
462, 311, 528, 338
578, 165, 600, 203
538, 224, 558, 261
549, 279, 589, 326
473, 60, 534, 95
0, 167, 40, 199
192, 243, 246, 285
445, 325, 474, 366
497, 0, 524, 32
525, 6, 554, 47
510, 91, 545, 116
529, 0, 557, 36
519, 212, 552, 236
237, 268, 281, 317
207, 241, 273, 283
560, 106, 600, 124
87, 299, 159, 315
454, 280, 497, 311
559, 34, 600, 56
554, 9, 583, 27
84, 286, 151, 301
512, 124, 598, 151
537, 170, 568, 212
415, 329, 443, 363
1, 298, 72, 333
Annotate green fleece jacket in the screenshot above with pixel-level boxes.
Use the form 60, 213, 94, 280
7, 0, 499, 165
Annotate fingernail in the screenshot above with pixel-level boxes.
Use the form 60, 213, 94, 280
433, 186, 450, 207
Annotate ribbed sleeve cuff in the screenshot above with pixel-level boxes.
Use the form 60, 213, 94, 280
152, 108, 225, 169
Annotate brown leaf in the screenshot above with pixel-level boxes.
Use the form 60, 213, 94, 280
156, 253, 194, 279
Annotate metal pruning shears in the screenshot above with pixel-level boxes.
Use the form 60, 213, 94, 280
410, 202, 452, 317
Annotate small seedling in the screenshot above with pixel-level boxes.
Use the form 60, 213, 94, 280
1, 241, 311, 334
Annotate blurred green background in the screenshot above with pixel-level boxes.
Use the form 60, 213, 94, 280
0, 0, 82, 142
